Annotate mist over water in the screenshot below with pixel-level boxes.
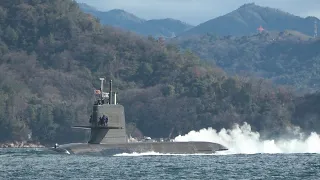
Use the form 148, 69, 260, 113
174, 122, 320, 155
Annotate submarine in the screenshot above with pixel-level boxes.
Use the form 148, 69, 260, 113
50, 78, 228, 155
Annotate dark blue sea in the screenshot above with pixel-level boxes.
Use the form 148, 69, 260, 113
0, 148, 319, 180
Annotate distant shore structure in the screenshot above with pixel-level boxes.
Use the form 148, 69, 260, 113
257, 25, 264, 33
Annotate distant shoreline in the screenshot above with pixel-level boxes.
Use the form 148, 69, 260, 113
0, 141, 45, 148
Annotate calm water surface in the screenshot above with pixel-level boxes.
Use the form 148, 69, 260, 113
0, 148, 319, 180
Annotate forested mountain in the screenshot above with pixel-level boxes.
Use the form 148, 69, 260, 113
172, 31, 320, 92
180, 3, 320, 37
78, 3, 193, 38
0, 0, 319, 145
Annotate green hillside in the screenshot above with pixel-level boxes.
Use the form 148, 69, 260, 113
0, 0, 318, 145
173, 31, 320, 92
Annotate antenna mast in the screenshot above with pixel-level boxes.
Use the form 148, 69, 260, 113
109, 80, 112, 104
99, 78, 105, 100
99, 78, 104, 92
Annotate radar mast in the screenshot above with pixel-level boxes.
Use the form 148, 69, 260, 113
94, 78, 117, 105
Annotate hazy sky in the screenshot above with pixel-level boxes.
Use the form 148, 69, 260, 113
76, 0, 320, 25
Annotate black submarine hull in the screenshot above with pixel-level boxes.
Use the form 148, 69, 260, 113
50, 79, 228, 156
50, 141, 228, 155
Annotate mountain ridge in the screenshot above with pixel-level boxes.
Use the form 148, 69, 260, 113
79, 2, 319, 38
180, 3, 320, 37
78, 3, 193, 37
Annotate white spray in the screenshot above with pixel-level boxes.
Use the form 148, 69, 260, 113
174, 122, 320, 155
114, 122, 320, 156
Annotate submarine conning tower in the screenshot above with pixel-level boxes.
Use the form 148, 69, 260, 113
84, 78, 127, 144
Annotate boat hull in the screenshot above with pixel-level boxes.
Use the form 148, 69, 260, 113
50, 142, 228, 155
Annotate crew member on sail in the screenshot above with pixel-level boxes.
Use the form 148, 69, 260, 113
103, 115, 108, 126
99, 115, 108, 126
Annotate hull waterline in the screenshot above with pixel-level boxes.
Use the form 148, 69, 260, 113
49, 141, 228, 155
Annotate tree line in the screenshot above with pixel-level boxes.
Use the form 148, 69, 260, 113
0, 0, 319, 145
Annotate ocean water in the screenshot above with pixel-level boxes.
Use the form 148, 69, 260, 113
1, 123, 320, 180
0, 148, 319, 180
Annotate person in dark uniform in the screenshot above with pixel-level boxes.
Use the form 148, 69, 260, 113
89, 115, 92, 124
102, 115, 107, 126
99, 116, 103, 126
105, 115, 108, 126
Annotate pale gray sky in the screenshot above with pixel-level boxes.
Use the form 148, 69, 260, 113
76, 0, 320, 25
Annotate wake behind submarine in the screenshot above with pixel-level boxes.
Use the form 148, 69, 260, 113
50, 78, 228, 155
